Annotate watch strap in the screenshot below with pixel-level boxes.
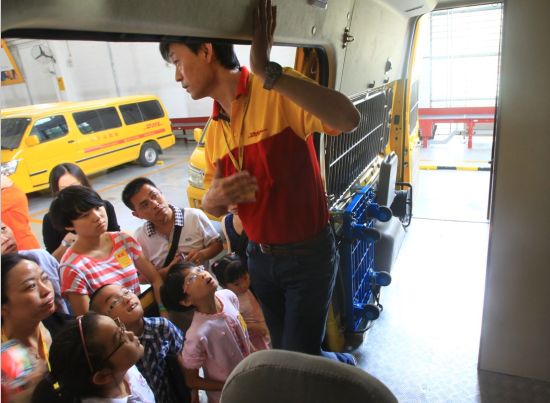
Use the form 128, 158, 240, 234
263, 61, 283, 90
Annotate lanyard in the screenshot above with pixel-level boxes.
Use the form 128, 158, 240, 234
221, 81, 251, 172
37, 324, 51, 371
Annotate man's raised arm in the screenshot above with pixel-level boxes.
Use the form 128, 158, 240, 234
250, 0, 361, 133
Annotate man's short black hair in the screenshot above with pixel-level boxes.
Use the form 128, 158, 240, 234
49, 186, 105, 231
121, 177, 157, 211
159, 38, 240, 70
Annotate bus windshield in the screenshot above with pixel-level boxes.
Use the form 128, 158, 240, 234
1, 118, 31, 150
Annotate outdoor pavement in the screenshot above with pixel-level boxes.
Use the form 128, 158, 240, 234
419, 131, 493, 169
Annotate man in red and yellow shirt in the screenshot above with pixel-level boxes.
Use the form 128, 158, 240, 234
160, 0, 360, 364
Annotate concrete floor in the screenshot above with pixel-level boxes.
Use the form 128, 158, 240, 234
357, 135, 550, 402
413, 169, 490, 222
357, 217, 489, 401
419, 132, 493, 168
358, 216, 550, 402
26, 137, 550, 402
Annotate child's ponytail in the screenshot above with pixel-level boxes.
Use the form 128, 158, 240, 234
211, 253, 247, 287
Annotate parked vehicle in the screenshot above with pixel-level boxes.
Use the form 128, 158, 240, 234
187, 126, 210, 216
1, 95, 174, 193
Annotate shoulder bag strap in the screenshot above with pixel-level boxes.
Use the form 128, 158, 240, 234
163, 209, 184, 267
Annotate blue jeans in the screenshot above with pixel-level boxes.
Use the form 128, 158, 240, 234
247, 225, 338, 355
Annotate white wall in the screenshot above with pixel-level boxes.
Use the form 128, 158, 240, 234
2, 40, 295, 120
478, 0, 550, 382
49, 41, 119, 101
1, 39, 60, 108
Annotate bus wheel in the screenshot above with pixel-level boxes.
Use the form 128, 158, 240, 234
138, 142, 159, 167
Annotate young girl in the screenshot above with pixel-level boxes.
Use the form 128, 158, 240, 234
212, 254, 270, 351
48, 185, 164, 316
48, 312, 154, 402
161, 262, 251, 403
43, 163, 120, 261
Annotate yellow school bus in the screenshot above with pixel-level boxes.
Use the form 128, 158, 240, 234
1, 95, 175, 193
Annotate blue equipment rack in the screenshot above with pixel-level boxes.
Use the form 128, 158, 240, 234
338, 184, 391, 333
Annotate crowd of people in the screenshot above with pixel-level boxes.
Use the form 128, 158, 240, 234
1, 1, 361, 401
1, 162, 270, 402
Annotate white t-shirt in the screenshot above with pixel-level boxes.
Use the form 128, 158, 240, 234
81, 365, 154, 403
134, 206, 220, 269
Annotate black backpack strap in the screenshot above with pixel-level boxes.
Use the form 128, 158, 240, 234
163, 209, 184, 267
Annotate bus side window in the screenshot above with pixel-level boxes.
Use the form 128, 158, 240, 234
97, 107, 122, 130
138, 100, 164, 121
73, 107, 121, 135
119, 100, 164, 125
119, 103, 142, 125
30, 115, 68, 142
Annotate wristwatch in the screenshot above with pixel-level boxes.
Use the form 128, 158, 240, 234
263, 61, 283, 90
61, 239, 72, 248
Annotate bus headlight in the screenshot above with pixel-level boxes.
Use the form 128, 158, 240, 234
188, 165, 205, 189
1, 160, 19, 176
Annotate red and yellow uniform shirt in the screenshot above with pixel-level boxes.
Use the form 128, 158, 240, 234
204, 67, 340, 245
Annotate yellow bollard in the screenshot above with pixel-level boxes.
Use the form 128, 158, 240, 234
325, 303, 345, 352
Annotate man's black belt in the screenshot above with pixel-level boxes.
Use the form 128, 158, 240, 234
257, 225, 330, 257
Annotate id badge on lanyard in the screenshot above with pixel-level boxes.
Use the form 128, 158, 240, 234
115, 250, 132, 268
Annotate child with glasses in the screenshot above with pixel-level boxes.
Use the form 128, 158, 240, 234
161, 262, 251, 403
47, 312, 154, 402
212, 254, 270, 351
90, 284, 191, 403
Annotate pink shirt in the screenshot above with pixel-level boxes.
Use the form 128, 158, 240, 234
238, 289, 271, 351
183, 289, 251, 403
60, 232, 141, 297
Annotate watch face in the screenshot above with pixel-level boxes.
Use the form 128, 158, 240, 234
264, 62, 282, 90
267, 62, 282, 76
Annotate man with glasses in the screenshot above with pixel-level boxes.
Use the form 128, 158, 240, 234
122, 177, 223, 276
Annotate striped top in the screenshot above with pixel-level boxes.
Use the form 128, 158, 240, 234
60, 232, 141, 297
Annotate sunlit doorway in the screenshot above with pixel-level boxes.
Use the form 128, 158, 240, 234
414, 3, 502, 222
